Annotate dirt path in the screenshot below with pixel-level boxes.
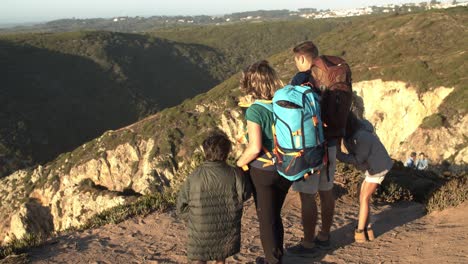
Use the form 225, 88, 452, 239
26, 192, 467, 264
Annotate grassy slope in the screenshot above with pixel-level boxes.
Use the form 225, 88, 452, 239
315, 7, 468, 119
0, 19, 344, 176
46, 7, 467, 179
275, 7, 468, 118
149, 19, 343, 74
0, 31, 223, 176
1, 7, 466, 179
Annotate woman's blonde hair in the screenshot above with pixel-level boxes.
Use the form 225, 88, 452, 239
240, 60, 283, 100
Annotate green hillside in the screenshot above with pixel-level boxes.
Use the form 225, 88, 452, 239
0, 18, 343, 177
151, 8, 467, 117
316, 7, 468, 118
2, 7, 467, 178
273, 7, 468, 118
149, 19, 344, 76
0, 32, 223, 177
56, 7, 467, 177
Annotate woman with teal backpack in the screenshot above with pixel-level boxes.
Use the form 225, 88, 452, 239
236, 60, 292, 264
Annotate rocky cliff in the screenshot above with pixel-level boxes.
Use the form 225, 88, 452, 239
0, 87, 244, 243
1, 78, 465, 245
353, 80, 465, 165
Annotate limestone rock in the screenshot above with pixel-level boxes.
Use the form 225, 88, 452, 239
0, 79, 465, 246
353, 80, 458, 165
5, 200, 53, 244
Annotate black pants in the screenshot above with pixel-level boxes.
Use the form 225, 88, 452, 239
250, 167, 292, 264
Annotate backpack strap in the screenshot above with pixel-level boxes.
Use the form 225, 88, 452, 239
253, 100, 273, 112
303, 88, 323, 146
239, 100, 275, 171
256, 146, 275, 168
253, 101, 275, 168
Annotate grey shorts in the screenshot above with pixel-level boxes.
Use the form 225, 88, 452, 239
364, 169, 388, 184
292, 145, 336, 194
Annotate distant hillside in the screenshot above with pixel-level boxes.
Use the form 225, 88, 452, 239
0, 31, 222, 177
0, 7, 466, 247
149, 19, 342, 75
0, 19, 342, 176
0, 12, 295, 34
0, 2, 439, 34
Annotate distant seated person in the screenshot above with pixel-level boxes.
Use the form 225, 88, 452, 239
405, 152, 417, 169
416, 152, 429, 170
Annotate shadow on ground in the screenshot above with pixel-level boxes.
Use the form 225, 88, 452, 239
282, 201, 425, 264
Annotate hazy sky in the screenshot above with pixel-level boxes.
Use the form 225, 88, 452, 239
1, 0, 427, 24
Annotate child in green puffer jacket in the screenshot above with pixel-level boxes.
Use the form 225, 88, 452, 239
177, 131, 251, 264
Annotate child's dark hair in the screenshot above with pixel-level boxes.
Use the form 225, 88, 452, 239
202, 131, 231, 161
293, 41, 319, 60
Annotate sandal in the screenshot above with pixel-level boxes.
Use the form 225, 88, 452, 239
354, 229, 366, 243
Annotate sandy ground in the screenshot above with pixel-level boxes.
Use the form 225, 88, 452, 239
25, 191, 468, 264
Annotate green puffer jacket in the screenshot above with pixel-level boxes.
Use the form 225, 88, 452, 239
177, 161, 251, 261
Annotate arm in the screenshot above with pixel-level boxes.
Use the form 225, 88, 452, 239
419, 159, 429, 170
176, 178, 190, 221
236, 120, 262, 167
405, 158, 413, 167
423, 159, 429, 170
291, 71, 311, 86
235, 168, 252, 202
336, 134, 371, 169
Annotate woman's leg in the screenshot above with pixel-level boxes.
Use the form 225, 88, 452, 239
250, 168, 290, 264
358, 183, 372, 228
274, 176, 292, 253
250, 168, 280, 263
357, 181, 379, 231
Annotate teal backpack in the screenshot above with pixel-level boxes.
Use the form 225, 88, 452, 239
255, 85, 326, 181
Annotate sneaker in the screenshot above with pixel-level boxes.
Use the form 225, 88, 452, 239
286, 242, 321, 256
314, 236, 331, 250
354, 229, 367, 243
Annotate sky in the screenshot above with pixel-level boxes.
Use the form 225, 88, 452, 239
0, 0, 434, 24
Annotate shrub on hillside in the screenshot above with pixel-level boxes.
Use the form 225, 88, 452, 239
81, 191, 176, 229
420, 113, 446, 129
375, 178, 413, 203
426, 173, 467, 212
0, 234, 43, 260
335, 163, 413, 203
335, 161, 443, 204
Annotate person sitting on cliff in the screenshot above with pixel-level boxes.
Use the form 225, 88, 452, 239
416, 152, 429, 170
405, 152, 417, 169
177, 131, 251, 264
337, 112, 393, 243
